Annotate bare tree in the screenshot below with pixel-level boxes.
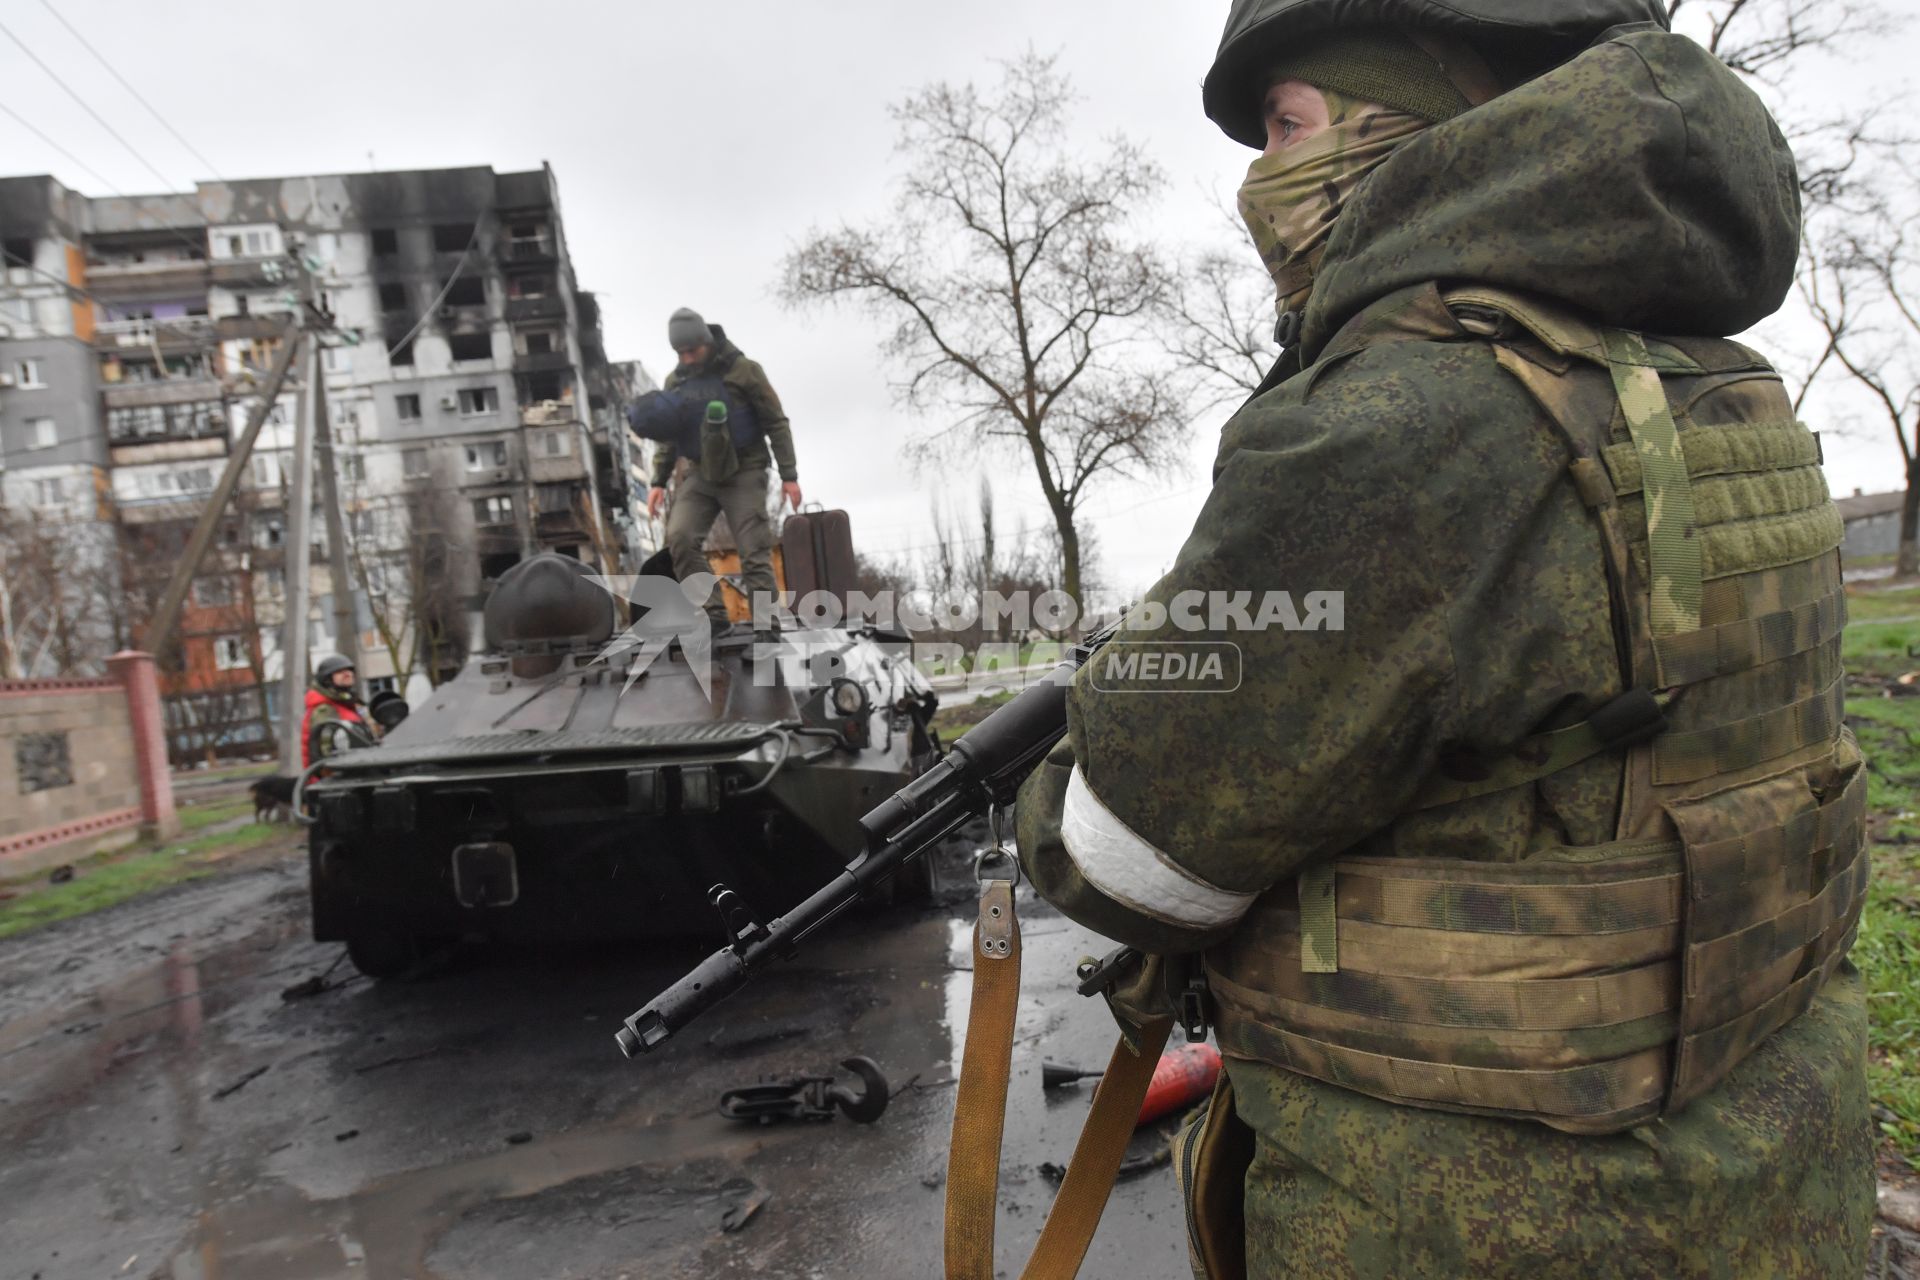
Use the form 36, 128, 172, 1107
0, 510, 120, 677
341, 484, 472, 690
1798, 177, 1920, 570
1669, 0, 1889, 81
780, 51, 1187, 608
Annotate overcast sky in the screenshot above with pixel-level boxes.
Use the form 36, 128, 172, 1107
2, 1, 1913, 598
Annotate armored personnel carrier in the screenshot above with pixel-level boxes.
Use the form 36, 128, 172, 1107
304, 540, 940, 977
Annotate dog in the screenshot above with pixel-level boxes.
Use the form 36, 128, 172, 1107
250, 774, 297, 824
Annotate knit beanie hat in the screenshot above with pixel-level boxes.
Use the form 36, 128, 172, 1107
1266, 29, 1472, 122
667, 307, 713, 352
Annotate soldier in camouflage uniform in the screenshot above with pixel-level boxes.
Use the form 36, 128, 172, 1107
1017, 2, 1874, 1275
633, 308, 801, 630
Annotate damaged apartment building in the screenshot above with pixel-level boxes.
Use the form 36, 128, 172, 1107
0, 165, 649, 763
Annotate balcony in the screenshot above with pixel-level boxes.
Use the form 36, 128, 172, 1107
216, 313, 292, 342
209, 257, 289, 289
500, 237, 557, 266
85, 256, 209, 297
519, 398, 578, 428
436, 303, 491, 332
102, 376, 224, 411
93, 315, 216, 353
506, 295, 564, 323
512, 348, 571, 376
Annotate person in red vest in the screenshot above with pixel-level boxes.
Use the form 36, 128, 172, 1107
301, 654, 369, 769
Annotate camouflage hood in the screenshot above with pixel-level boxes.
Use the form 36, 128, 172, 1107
1302, 26, 1799, 358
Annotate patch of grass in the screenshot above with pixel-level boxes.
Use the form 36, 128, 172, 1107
1845, 678, 1920, 1170
0, 820, 291, 941
1845, 584, 1920, 624
171, 759, 276, 784
1857, 869, 1920, 1168
177, 796, 254, 832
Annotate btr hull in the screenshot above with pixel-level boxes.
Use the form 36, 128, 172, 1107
304, 624, 939, 973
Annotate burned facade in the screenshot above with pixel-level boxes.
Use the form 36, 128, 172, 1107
0, 165, 649, 762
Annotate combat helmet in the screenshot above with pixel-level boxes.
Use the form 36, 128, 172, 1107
1203, 0, 1671, 147
316, 654, 356, 682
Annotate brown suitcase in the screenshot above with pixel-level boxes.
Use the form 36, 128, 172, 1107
781, 508, 857, 609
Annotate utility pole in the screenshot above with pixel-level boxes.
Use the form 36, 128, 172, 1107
139, 325, 305, 657
312, 346, 360, 686
279, 340, 317, 776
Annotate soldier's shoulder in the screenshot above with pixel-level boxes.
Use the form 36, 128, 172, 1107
1227, 337, 1523, 455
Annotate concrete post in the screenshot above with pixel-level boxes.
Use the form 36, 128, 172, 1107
106, 650, 179, 839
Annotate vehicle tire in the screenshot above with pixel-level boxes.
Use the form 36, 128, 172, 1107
345, 931, 424, 979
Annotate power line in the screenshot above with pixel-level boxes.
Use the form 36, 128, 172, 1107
34, 0, 225, 183
0, 97, 121, 192
384, 218, 486, 357
0, 244, 219, 341
0, 13, 183, 193
0, 97, 211, 262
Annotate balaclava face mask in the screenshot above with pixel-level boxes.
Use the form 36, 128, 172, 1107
1236, 88, 1429, 334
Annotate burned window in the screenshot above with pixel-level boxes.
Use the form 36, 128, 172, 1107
17, 732, 72, 793
378, 282, 408, 311
433, 223, 474, 252
371, 227, 399, 256
509, 274, 551, 299
458, 388, 499, 417
523, 330, 556, 354
520, 371, 563, 402
193, 575, 235, 607
2, 236, 32, 268
390, 339, 415, 367
447, 332, 492, 363
443, 275, 485, 307
473, 495, 513, 525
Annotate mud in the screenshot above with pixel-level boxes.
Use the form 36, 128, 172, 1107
0, 845, 1188, 1279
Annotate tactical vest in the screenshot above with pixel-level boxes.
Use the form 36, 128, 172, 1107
666, 356, 761, 459
1205, 286, 1865, 1135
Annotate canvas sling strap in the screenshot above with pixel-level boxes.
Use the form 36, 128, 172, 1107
945, 847, 1173, 1280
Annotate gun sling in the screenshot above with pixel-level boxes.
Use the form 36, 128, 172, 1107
944, 871, 1173, 1278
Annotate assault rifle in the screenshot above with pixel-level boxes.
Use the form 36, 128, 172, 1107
615, 628, 1112, 1057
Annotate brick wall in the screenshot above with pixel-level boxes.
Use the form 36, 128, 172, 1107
1, 653, 176, 871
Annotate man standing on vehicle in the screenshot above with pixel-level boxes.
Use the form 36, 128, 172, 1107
1016, 2, 1873, 1275
301, 654, 368, 769
632, 308, 801, 631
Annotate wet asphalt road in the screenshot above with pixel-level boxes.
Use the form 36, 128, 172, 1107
0, 842, 1189, 1279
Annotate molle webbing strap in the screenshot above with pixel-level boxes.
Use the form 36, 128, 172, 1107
1652, 584, 1846, 686
1330, 856, 1683, 935
1213, 999, 1668, 1133
1411, 688, 1671, 811
1238, 909, 1682, 976
1600, 419, 1822, 497
1223, 952, 1677, 1033
1652, 668, 1845, 784
1604, 329, 1702, 639
1298, 864, 1339, 973
1410, 705, 1648, 810
1668, 762, 1868, 1106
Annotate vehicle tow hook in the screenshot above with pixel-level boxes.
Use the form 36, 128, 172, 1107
717, 1055, 891, 1125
